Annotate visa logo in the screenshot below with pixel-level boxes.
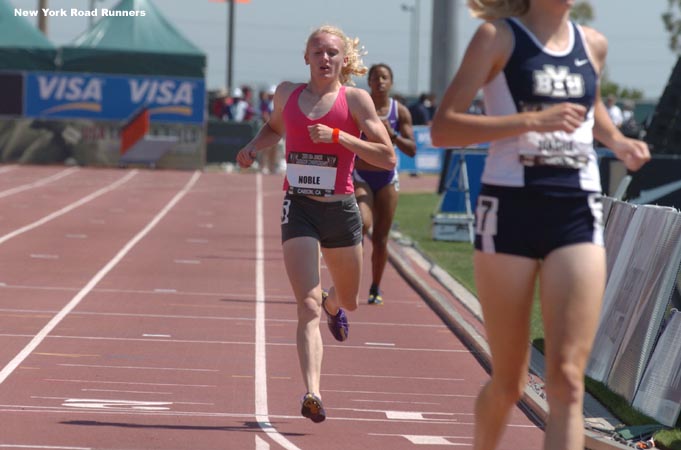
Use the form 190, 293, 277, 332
37, 75, 103, 101
129, 79, 193, 106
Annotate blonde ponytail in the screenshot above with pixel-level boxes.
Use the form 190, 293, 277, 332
467, 0, 529, 20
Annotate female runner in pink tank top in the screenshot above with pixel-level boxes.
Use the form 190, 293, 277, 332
237, 25, 395, 423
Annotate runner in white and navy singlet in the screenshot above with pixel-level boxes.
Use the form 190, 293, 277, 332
482, 17, 599, 192
430, 1, 650, 448
476, 18, 605, 258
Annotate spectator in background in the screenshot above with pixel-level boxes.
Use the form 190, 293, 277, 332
409, 92, 435, 125
606, 94, 623, 128
259, 85, 276, 122
620, 99, 642, 138
258, 85, 286, 174
231, 86, 256, 122
212, 88, 233, 121
426, 93, 437, 119
468, 97, 485, 115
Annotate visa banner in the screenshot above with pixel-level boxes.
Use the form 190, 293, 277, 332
25, 72, 205, 124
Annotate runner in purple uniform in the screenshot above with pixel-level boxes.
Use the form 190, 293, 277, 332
353, 63, 416, 305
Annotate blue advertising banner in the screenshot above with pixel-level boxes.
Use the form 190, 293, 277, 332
25, 72, 205, 124
398, 125, 444, 174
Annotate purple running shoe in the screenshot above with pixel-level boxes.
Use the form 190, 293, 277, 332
322, 290, 349, 342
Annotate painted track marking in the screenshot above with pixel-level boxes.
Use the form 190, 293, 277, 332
0, 171, 137, 246
0, 171, 200, 385
0, 167, 77, 199
369, 433, 473, 446
0, 445, 92, 449
253, 173, 301, 450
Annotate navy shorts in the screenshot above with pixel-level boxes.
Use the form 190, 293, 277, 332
281, 194, 363, 248
474, 184, 604, 259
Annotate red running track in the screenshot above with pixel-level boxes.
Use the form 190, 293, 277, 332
0, 165, 543, 449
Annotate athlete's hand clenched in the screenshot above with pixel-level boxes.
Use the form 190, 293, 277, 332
529, 103, 587, 134
307, 124, 334, 144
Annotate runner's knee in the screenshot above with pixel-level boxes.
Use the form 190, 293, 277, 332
545, 361, 584, 406
488, 376, 526, 407
297, 296, 322, 321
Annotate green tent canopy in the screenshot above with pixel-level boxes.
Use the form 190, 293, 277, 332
0, 0, 57, 70
60, 0, 206, 78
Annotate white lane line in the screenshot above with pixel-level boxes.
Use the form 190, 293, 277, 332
0, 165, 16, 174
365, 342, 395, 346
153, 288, 177, 293
64, 234, 88, 239
0, 445, 92, 449
253, 173, 301, 450
45, 379, 215, 388
325, 373, 464, 382
173, 259, 201, 264
142, 334, 171, 338
0, 309, 255, 322
0, 167, 77, 199
0, 333, 257, 346
0, 171, 200, 385
255, 435, 270, 450
387, 411, 427, 420
369, 433, 473, 446
29, 254, 59, 260
0, 170, 137, 247
352, 399, 441, 405
326, 389, 477, 399
62, 398, 171, 411
58, 363, 216, 372
81, 389, 173, 395
336, 407, 471, 421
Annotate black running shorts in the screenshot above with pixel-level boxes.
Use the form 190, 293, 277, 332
281, 194, 363, 248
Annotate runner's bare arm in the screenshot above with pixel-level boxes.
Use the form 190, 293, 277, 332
236, 82, 294, 168
343, 87, 396, 170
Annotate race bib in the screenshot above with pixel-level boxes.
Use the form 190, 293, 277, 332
286, 152, 338, 196
518, 131, 589, 169
517, 102, 591, 169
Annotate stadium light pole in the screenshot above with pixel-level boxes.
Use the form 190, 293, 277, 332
211, 0, 249, 92
401, 1, 420, 96
38, 0, 48, 35
88, 0, 103, 28
430, 0, 458, 103
227, 0, 235, 92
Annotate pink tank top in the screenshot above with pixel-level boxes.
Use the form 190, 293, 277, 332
282, 84, 361, 196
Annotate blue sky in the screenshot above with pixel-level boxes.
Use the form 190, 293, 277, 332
10, 0, 678, 100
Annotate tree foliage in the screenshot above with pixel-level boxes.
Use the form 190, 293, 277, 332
663, 0, 681, 54
570, 1, 644, 99
570, 1, 594, 25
